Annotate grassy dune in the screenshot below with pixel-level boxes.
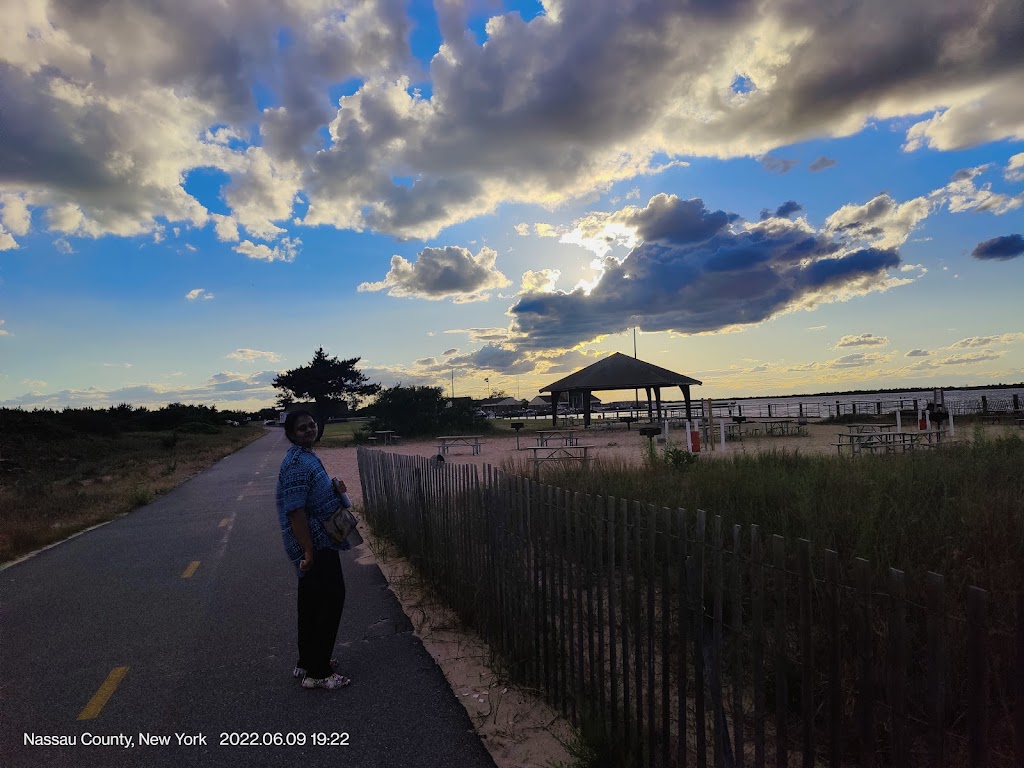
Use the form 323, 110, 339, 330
0, 425, 265, 565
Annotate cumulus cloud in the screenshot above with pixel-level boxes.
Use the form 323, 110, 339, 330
0, 0, 410, 241
0, 227, 17, 251
185, 288, 215, 301
521, 269, 562, 293
949, 333, 1024, 349
824, 194, 932, 249
358, 246, 510, 302
972, 234, 1024, 261
905, 349, 930, 357
834, 333, 889, 349
299, 0, 1024, 237
0, 194, 30, 249
233, 238, 300, 263
1007, 153, 1024, 183
2, 0, 1021, 243
936, 166, 1024, 215
825, 352, 892, 369
226, 348, 281, 363
509, 193, 912, 350
210, 213, 240, 242
1, 194, 31, 235
0, 320, 10, 337
939, 350, 1005, 365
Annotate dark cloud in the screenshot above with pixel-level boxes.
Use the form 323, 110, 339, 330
760, 156, 800, 174
760, 200, 803, 220
972, 234, 1024, 260
622, 194, 735, 244
509, 196, 905, 350
443, 344, 536, 374
808, 156, 837, 172
905, 349, 931, 357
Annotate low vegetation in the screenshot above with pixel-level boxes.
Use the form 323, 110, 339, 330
0, 406, 264, 564
505, 429, 1024, 616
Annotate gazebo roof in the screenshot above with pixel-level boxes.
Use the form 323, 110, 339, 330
540, 352, 702, 393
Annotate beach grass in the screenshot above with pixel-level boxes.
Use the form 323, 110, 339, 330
503, 429, 1024, 613
0, 425, 265, 565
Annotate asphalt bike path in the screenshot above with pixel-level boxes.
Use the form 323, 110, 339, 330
0, 429, 496, 768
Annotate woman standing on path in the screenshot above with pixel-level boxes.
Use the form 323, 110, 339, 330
276, 409, 351, 690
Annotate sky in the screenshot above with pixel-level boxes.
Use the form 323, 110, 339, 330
2, 0, 1023, 412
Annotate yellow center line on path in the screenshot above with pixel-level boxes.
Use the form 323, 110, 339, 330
77, 666, 128, 720
182, 560, 201, 578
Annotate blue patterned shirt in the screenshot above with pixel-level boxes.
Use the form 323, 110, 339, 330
276, 445, 350, 573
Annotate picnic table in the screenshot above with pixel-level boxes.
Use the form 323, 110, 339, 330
845, 423, 899, 434
372, 430, 401, 445
522, 444, 595, 475
535, 429, 580, 446
834, 429, 944, 456
436, 435, 484, 455
751, 418, 795, 436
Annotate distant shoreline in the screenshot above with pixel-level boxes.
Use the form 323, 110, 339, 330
718, 382, 1024, 403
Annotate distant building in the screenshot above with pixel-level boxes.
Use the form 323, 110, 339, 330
477, 396, 521, 415
530, 393, 601, 410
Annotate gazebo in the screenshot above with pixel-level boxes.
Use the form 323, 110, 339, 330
539, 352, 702, 426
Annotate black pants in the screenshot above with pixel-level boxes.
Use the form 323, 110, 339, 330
297, 548, 346, 679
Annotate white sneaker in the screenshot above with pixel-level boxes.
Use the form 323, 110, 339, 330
301, 672, 351, 689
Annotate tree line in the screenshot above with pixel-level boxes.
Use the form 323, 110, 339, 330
2, 348, 493, 439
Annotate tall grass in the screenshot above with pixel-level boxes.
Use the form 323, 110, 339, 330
0, 426, 264, 563
506, 431, 1024, 621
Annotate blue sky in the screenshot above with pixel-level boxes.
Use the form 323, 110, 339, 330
2, 0, 1023, 411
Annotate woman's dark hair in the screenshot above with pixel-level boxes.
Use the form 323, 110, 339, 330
283, 409, 316, 443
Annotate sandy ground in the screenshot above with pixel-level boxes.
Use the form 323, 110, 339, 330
312, 417, 995, 768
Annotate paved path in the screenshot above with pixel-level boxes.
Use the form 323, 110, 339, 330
0, 430, 496, 768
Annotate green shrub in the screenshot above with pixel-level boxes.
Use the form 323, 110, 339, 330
176, 422, 221, 435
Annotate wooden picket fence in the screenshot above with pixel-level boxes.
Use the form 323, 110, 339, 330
356, 448, 1023, 767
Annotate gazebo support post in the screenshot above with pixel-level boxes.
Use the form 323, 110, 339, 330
551, 390, 562, 426
583, 390, 592, 427
682, 385, 692, 419
645, 387, 653, 421
655, 387, 663, 423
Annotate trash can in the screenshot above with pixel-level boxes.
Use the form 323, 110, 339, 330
919, 417, 927, 430
690, 430, 701, 452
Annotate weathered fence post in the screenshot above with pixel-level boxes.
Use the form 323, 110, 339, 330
732, 525, 745, 768
752, 525, 765, 768
967, 587, 989, 768
888, 569, 907, 766
824, 550, 842, 768
855, 558, 873, 768
773, 536, 787, 768
798, 540, 814, 768
926, 572, 946, 767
